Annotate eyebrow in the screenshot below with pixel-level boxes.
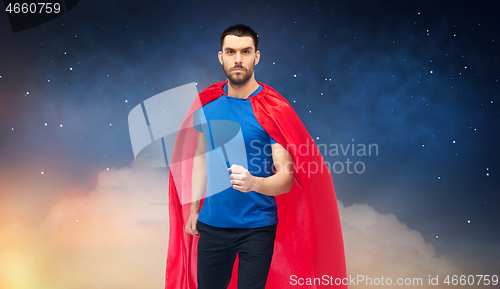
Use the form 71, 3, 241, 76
224, 46, 253, 51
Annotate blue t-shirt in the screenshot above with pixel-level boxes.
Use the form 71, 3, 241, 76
193, 84, 278, 228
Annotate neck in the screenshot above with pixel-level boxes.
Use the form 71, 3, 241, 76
227, 77, 259, 99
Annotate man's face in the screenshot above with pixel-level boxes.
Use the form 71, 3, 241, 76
218, 35, 260, 85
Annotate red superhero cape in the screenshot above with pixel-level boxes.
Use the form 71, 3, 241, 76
165, 80, 347, 288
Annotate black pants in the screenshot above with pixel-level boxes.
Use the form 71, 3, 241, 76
196, 221, 277, 289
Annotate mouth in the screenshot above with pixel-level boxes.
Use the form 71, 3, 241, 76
232, 68, 245, 73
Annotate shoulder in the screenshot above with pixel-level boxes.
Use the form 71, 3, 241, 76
198, 82, 222, 97
256, 82, 294, 110
199, 80, 226, 105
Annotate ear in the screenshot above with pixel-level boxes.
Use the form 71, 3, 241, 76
254, 50, 260, 65
218, 51, 223, 65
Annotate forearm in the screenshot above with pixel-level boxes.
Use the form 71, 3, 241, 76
229, 143, 294, 196
190, 155, 206, 212
254, 170, 293, 196
254, 143, 294, 196
191, 133, 207, 213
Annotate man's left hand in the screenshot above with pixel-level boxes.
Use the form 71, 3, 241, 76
228, 164, 261, 193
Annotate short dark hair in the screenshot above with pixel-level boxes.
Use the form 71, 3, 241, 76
220, 24, 259, 50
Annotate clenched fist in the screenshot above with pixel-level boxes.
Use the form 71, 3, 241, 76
228, 164, 261, 193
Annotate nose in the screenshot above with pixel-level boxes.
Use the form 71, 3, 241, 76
235, 51, 242, 63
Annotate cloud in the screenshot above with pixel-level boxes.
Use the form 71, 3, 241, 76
1, 163, 170, 289
339, 201, 462, 288
40, 162, 169, 247
0, 166, 476, 289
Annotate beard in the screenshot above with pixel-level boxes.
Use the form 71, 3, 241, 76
223, 63, 254, 86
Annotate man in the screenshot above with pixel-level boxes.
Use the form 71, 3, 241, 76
185, 24, 293, 289
165, 24, 347, 289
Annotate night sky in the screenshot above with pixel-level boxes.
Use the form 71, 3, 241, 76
1, 0, 499, 288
